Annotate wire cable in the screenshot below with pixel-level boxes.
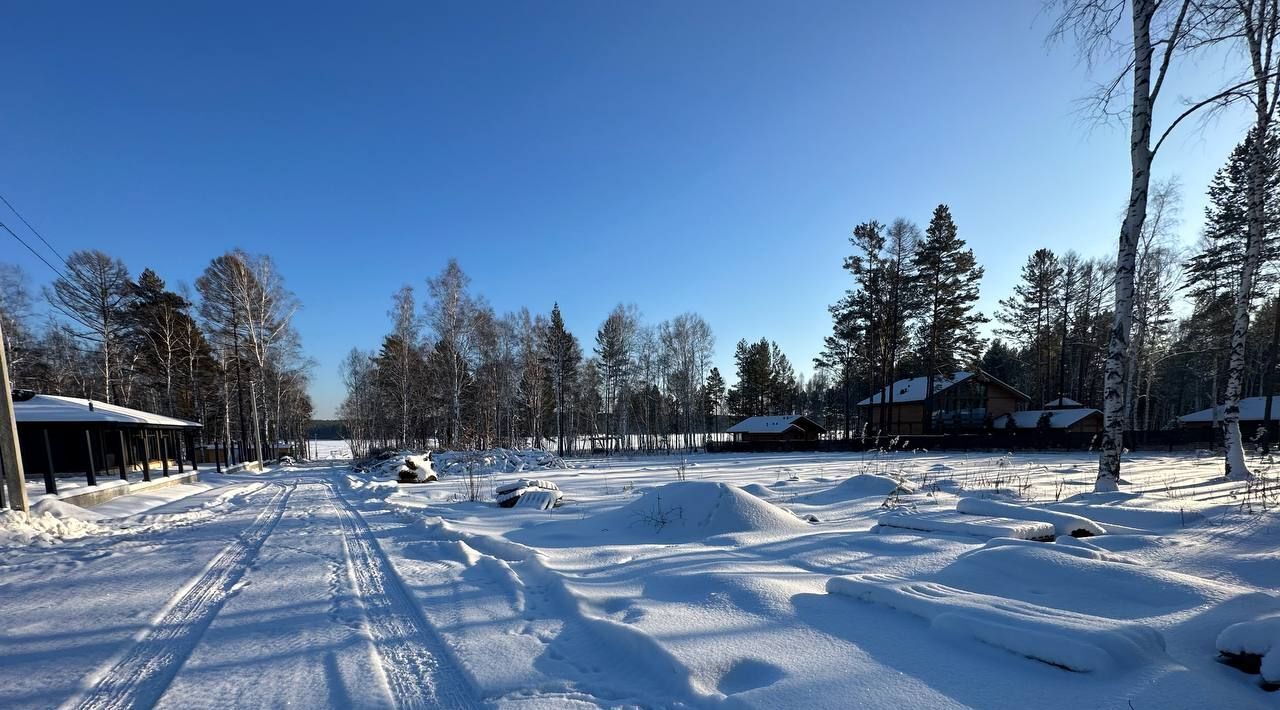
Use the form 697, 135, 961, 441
0, 192, 67, 265
0, 219, 67, 280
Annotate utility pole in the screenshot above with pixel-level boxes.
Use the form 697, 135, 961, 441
0, 318, 29, 512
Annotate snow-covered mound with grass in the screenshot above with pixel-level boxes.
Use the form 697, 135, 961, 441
799, 473, 915, 504
827, 572, 1167, 673
519, 481, 810, 545
0, 507, 107, 546
956, 497, 1105, 537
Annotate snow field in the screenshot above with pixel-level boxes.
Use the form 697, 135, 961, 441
2, 449, 1278, 708
353, 449, 1280, 708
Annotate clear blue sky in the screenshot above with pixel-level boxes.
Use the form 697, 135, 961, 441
1, 1, 1252, 417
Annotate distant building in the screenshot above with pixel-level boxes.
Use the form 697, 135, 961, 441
1043, 396, 1084, 410
726, 415, 826, 443
1178, 396, 1280, 432
856, 369, 1030, 435
991, 408, 1103, 433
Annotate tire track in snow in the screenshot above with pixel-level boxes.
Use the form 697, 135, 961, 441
65, 481, 296, 710
325, 479, 483, 710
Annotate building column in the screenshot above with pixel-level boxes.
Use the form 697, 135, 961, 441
141, 429, 152, 482
84, 429, 97, 487
42, 429, 57, 495
176, 431, 185, 474
161, 433, 170, 477
190, 432, 199, 472
117, 430, 128, 480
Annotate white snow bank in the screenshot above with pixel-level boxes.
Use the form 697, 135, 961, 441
1217, 614, 1280, 684
799, 474, 916, 504
956, 497, 1105, 537
518, 481, 810, 544
877, 509, 1055, 541
31, 497, 105, 522
826, 573, 1166, 672
0, 508, 108, 546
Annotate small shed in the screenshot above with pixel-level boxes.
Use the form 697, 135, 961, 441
726, 415, 826, 443
12, 392, 203, 495
992, 408, 1103, 433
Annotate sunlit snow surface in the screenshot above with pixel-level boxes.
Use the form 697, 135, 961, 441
2, 446, 1278, 708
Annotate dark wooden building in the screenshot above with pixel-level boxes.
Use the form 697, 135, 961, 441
857, 369, 1030, 435
727, 415, 827, 443
13, 392, 203, 495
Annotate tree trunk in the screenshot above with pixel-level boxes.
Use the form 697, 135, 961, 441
1098, 0, 1155, 492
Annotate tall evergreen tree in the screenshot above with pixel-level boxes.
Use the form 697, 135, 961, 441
913, 204, 986, 431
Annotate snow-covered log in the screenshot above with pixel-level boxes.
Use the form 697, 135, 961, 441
956, 497, 1105, 537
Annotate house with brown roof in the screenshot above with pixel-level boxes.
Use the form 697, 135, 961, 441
856, 369, 1030, 435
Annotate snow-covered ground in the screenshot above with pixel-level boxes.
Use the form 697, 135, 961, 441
1, 447, 1277, 708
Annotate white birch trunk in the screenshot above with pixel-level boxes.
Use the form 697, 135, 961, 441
1098, 0, 1157, 492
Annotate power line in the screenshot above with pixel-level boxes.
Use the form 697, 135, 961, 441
0, 193, 67, 266
0, 219, 66, 281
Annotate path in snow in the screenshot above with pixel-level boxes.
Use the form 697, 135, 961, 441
61, 469, 479, 710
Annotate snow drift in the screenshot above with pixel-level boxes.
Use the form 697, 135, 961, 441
516, 481, 810, 545
826, 572, 1166, 673
799, 474, 916, 504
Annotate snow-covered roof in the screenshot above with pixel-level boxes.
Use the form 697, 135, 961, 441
1043, 397, 1083, 408
726, 415, 825, 434
856, 372, 973, 406
1179, 396, 1280, 423
992, 408, 1101, 429
13, 394, 201, 428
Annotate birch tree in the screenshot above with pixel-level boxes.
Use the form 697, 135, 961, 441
45, 250, 133, 403
1201, 0, 1280, 479
1053, 0, 1228, 490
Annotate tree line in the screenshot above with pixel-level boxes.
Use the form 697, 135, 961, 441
337, 260, 837, 458
0, 249, 313, 462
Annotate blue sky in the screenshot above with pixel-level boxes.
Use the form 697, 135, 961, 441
1, 1, 1254, 417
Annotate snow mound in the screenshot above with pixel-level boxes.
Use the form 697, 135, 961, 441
1217, 614, 1280, 685
877, 509, 1055, 541
521, 481, 809, 544
0, 508, 107, 546
740, 483, 774, 498
826, 573, 1166, 673
31, 497, 106, 522
1050, 500, 1203, 532
940, 539, 1216, 616
800, 474, 916, 504
956, 497, 1105, 537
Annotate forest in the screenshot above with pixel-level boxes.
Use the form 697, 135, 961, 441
0, 247, 314, 462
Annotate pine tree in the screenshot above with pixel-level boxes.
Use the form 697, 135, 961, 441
913, 204, 986, 431
542, 303, 581, 456
996, 248, 1063, 405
